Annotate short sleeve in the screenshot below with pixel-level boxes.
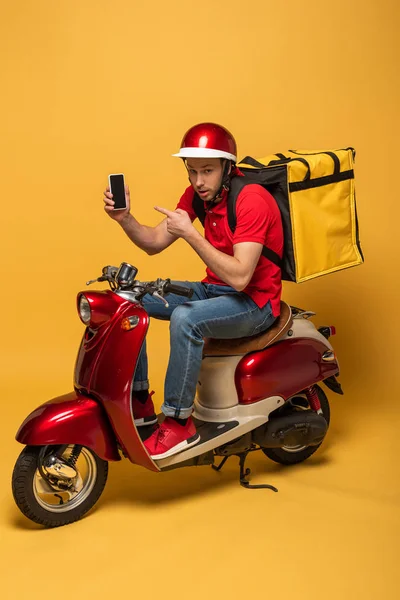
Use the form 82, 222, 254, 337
232, 189, 272, 245
175, 186, 197, 222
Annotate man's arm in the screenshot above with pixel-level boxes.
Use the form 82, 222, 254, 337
186, 231, 262, 291
103, 185, 178, 255
119, 214, 178, 255
154, 206, 262, 291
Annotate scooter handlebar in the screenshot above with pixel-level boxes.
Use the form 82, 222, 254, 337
163, 280, 193, 298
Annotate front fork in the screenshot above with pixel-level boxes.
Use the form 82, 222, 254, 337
38, 445, 82, 486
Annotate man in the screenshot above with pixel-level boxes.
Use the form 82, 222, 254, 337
103, 123, 283, 460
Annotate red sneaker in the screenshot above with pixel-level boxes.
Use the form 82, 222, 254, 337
132, 391, 158, 427
144, 417, 200, 459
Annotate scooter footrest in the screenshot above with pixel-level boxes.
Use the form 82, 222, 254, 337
136, 416, 239, 445
192, 418, 239, 446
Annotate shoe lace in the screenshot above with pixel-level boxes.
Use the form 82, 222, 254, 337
157, 425, 168, 443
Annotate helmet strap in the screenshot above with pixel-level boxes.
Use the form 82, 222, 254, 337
210, 160, 234, 205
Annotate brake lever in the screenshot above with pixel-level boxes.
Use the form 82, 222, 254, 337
152, 291, 169, 308
86, 276, 107, 286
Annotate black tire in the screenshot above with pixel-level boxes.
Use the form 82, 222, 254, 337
262, 385, 330, 466
12, 445, 108, 528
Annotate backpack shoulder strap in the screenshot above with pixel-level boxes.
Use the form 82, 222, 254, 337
227, 176, 283, 270
260, 246, 283, 269
227, 176, 248, 233
192, 192, 206, 226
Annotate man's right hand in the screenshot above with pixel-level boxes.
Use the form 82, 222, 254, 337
103, 185, 131, 224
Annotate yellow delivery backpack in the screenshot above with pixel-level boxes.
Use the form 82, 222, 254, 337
233, 148, 364, 282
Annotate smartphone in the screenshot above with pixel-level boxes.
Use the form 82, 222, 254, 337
108, 173, 127, 210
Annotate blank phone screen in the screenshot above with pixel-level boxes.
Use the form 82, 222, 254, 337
109, 174, 126, 209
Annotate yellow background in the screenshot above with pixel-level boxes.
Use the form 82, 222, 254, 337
1, 1, 399, 598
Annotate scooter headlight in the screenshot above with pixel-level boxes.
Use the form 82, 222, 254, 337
78, 295, 91, 325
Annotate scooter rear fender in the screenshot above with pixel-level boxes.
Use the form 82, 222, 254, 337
15, 391, 121, 462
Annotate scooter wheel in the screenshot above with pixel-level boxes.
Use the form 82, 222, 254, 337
262, 385, 330, 466
12, 445, 108, 528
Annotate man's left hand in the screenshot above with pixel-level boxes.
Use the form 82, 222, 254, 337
154, 207, 194, 239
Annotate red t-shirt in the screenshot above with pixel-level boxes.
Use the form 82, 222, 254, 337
176, 178, 283, 316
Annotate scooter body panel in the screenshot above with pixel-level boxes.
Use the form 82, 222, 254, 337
15, 391, 121, 462
74, 293, 159, 472
197, 318, 338, 410
197, 355, 242, 409
74, 291, 131, 390
236, 337, 339, 404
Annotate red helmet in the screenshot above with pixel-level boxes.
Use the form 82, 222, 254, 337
173, 122, 237, 162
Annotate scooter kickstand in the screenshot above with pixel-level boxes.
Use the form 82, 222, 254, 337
212, 456, 229, 472
239, 452, 278, 492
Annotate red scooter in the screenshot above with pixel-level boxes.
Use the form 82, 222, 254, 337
12, 262, 343, 528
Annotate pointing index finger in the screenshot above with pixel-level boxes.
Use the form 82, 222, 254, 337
154, 206, 173, 217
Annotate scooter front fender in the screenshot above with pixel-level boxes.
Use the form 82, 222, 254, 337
15, 391, 120, 462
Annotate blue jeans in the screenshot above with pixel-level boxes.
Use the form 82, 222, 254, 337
133, 282, 276, 418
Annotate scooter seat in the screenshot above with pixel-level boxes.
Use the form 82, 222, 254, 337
202, 301, 293, 357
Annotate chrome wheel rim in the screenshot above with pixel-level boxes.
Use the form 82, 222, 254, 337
33, 447, 97, 513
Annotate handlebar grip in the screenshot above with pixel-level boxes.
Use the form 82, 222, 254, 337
164, 281, 194, 298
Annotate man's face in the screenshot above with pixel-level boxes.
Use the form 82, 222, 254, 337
186, 158, 224, 202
